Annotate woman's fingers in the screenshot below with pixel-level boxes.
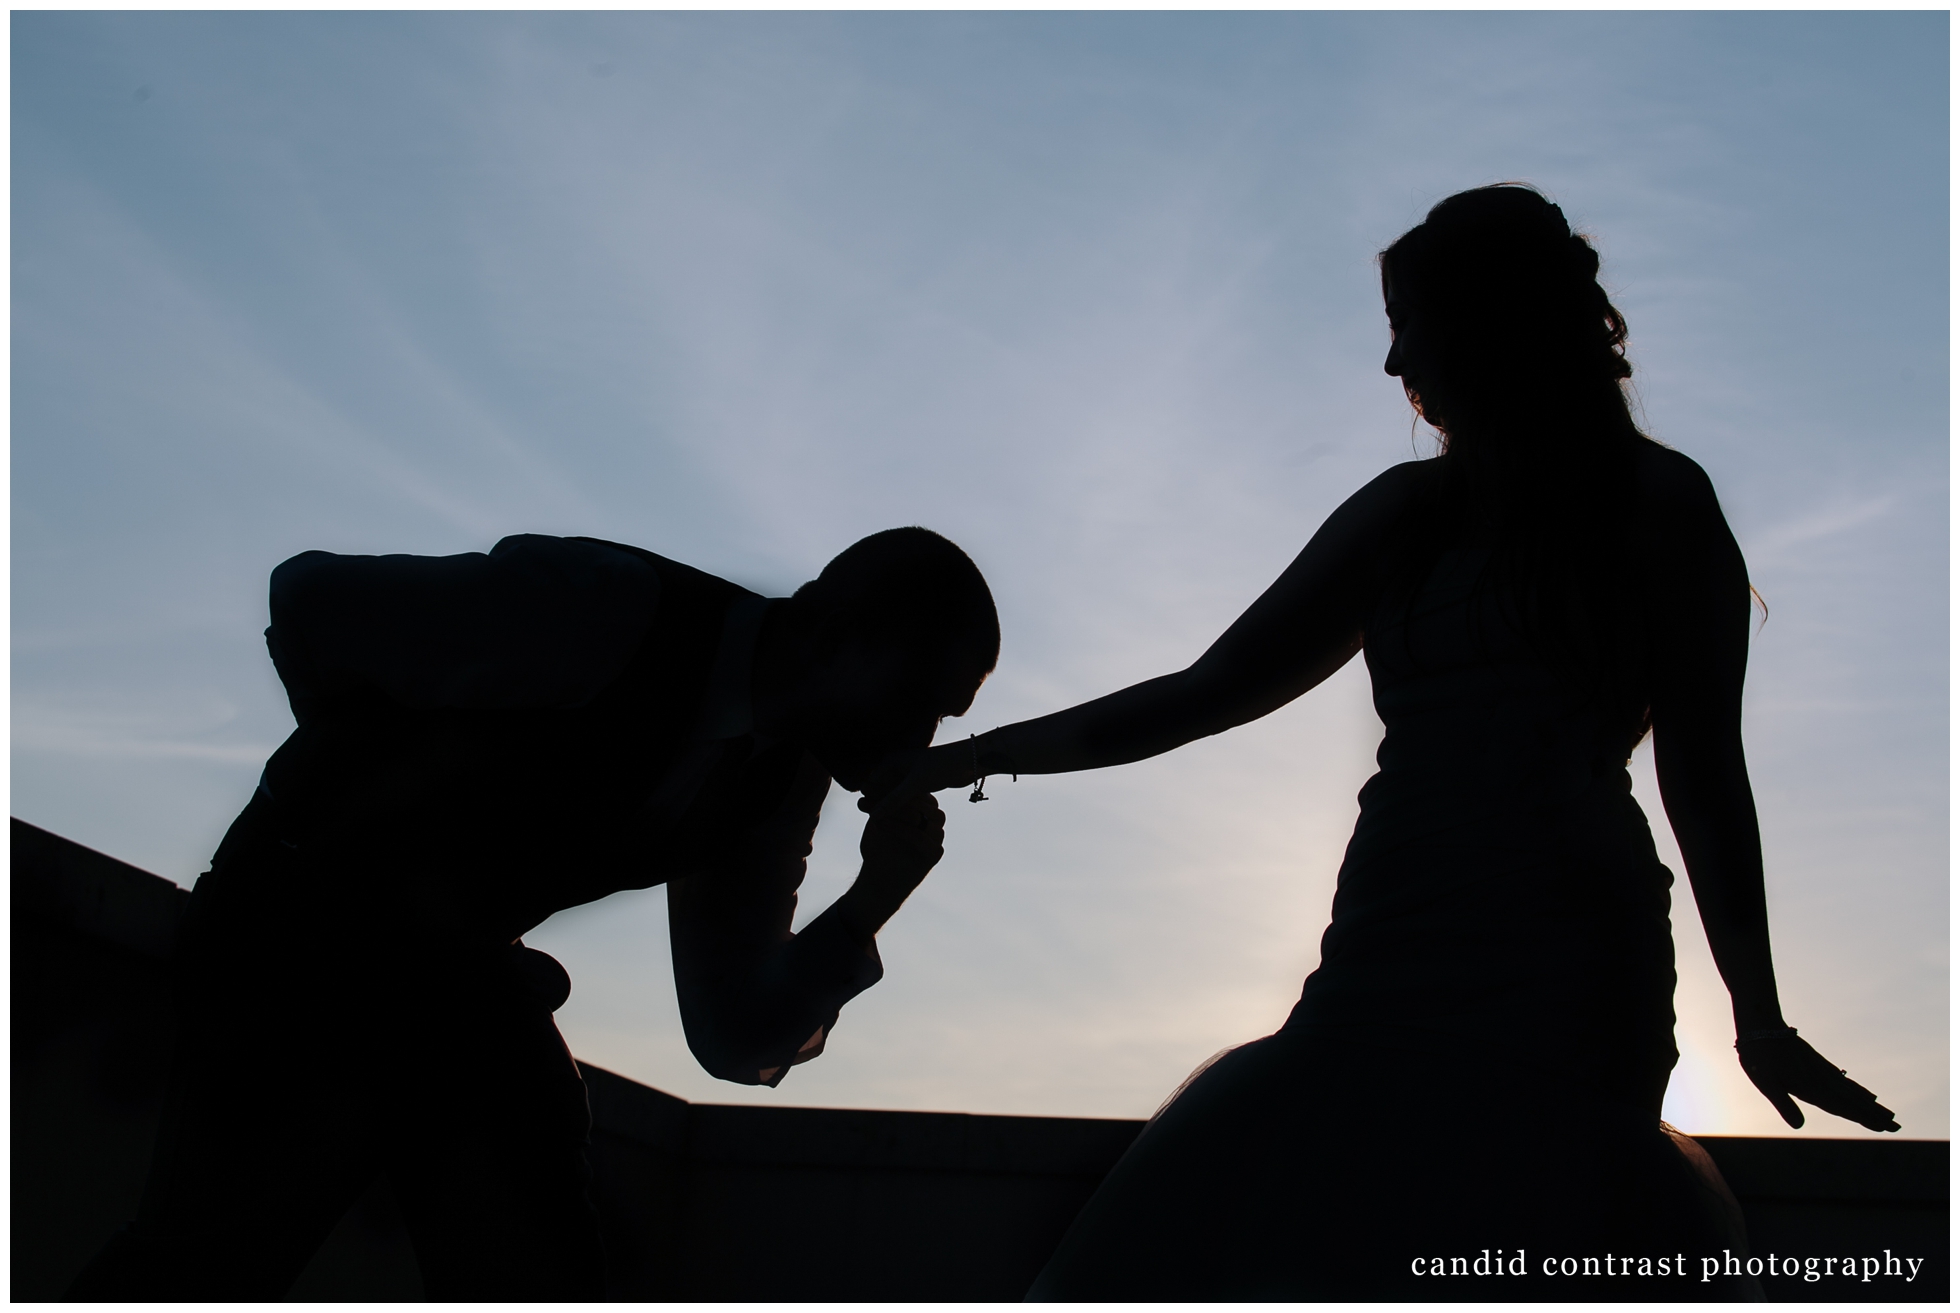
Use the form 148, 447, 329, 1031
1739, 1033, 1899, 1132
1855, 1104, 1902, 1133
859, 755, 930, 815
869, 768, 949, 819
1800, 1075, 1899, 1132
858, 751, 922, 809
860, 743, 982, 815
1782, 1047, 1898, 1129
1741, 1062, 1805, 1127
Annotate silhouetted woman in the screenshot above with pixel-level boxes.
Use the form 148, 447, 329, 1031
875, 185, 1897, 1300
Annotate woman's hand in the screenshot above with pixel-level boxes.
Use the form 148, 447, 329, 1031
837, 792, 947, 943
857, 743, 976, 816
1736, 1030, 1899, 1132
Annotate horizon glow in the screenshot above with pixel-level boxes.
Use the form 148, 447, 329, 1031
12, 12, 1947, 1137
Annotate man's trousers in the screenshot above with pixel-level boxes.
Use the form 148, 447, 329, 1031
65, 797, 606, 1300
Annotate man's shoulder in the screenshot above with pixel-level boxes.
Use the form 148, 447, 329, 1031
563, 537, 757, 601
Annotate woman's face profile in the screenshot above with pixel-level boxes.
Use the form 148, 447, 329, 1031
1379, 269, 1432, 414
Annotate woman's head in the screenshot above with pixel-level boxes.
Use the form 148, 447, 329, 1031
1379, 185, 1637, 450
1379, 186, 1658, 720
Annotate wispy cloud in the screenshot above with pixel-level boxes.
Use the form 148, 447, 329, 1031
13, 703, 280, 765
12, 12, 1945, 1135
1744, 494, 1898, 570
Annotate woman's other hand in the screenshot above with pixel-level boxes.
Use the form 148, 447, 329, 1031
1736, 1030, 1899, 1132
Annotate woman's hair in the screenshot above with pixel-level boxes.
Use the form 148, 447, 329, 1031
1380, 185, 1655, 723
1381, 184, 1640, 450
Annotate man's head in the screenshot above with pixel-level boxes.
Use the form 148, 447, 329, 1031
756, 527, 999, 789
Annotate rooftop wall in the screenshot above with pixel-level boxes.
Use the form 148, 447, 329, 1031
12, 818, 1947, 1300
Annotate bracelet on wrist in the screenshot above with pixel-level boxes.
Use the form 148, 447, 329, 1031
967, 732, 1018, 804
968, 733, 988, 803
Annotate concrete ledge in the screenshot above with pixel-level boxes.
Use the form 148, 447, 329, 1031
580, 1061, 691, 1154
1697, 1135, 1948, 1205
683, 1099, 1144, 1178
12, 816, 1948, 1301
11, 818, 190, 963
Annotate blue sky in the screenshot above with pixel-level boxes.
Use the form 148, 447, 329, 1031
12, 12, 1947, 1136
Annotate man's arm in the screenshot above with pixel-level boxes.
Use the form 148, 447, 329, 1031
667, 752, 943, 1087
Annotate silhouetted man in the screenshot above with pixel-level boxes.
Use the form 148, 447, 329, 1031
68, 527, 998, 1300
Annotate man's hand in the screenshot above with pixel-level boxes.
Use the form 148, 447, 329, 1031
837, 793, 946, 944
860, 790, 947, 886
1737, 1031, 1899, 1132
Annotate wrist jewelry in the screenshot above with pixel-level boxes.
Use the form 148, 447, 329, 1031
967, 732, 1018, 804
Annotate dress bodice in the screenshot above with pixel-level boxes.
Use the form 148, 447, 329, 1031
1354, 545, 1650, 857
1288, 543, 1679, 1107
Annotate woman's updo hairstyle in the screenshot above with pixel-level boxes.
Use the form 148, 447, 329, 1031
1380, 184, 1639, 447
1380, 185, 1659, 718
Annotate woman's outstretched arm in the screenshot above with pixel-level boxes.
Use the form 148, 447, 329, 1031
870, 462, 1423, 801
1642, 447, 1897, 1132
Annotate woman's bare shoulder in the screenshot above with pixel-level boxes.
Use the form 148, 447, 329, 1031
1304, 459, 1440, 551
1632, 440, 1726, 527
1375, 456, 1442, 489
1346, 457, 1439, 512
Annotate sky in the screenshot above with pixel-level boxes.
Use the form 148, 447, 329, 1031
12, 12, 1947, 1138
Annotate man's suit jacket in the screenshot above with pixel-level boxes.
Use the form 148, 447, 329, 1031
252, 534, 879, 1086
